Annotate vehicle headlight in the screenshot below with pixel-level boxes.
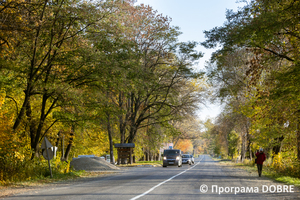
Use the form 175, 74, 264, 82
163, 156, 167, 160
176, 156, 180, 160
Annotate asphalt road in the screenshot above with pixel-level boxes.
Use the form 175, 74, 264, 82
2, 155, 300, 200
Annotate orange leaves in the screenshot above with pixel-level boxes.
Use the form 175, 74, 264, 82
174, 139, 193, 153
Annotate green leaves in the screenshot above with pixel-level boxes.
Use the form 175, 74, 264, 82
202, 0, 300, 161
0, 0, 208, 178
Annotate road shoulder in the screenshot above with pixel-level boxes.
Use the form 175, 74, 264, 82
0, 171, 121, 198
217, 160, 300, 192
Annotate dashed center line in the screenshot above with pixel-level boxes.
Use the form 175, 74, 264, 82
130, 156, 204, 200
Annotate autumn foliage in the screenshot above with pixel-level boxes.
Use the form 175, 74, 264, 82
0, 0, 204, 183
202, 0, 300, 176
174, 140, 193, 154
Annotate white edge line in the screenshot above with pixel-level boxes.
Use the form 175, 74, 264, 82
130, 155, 204, 200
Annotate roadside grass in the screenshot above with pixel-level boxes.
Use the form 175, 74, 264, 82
136, 160, 162, 164
211, 157, 222, 161
1, 161, 163, 187
118, 160, 162, 167
219, 160, 300, 187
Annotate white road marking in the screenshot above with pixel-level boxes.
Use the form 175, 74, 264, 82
130, 155, 204, 200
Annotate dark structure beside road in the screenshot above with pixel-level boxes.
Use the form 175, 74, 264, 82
114, 143, 135, 165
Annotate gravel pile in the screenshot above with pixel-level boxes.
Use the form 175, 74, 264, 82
70, 157, 120, 171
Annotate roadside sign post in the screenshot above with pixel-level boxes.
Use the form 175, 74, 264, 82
41, 137, 53, 178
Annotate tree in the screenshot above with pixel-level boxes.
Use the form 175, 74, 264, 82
82, 0, 142, 163
227, 130, 239, 159
1, 0, 112, 158
175, 139, 193, 154
171, 114, 202, 148
202, 0, 300, 161
106, 3, 204, 145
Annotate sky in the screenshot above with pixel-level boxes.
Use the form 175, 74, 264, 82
135, 0, 244, 121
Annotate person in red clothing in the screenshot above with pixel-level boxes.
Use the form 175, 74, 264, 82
255, 148, 266, 177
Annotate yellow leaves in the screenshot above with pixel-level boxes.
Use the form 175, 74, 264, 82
72, 126, 109, 157
14, 152, 25, 162
272, 152, 284, 170
0, 90, 5, 109
189, 78, 208, 91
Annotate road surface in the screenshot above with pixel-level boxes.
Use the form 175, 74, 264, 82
2, 155, 299, 199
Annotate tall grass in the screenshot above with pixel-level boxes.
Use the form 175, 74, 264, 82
0, 153, 74, 186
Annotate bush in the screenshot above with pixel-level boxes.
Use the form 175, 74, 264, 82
0, 152, 71, 185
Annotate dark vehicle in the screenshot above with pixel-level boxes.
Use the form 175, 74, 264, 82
163, 149, 182, 167
182, 154, 192, 165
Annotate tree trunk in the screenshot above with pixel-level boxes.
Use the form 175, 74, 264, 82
119, 113, 126, 144
272, 136, 284, 157
248, 138, 252, 160
28, 91, 56, 159
33, 93, 48, 154
240, 134, 246, 162
158, 151, 161, 161
55, 131, 61, 147
13, 84, 32, 131
106, 113, 115, 165
26, 100, 40, 159
118, 91, 127, 144
297, 122, 300, 161
249, 143, 252, 161
147, 149, 150, 161
246, 120, 252, 160
64, 128, 74, 161
128, 124, 138, 143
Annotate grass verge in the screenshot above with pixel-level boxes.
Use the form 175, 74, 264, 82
118, 160, 162, 167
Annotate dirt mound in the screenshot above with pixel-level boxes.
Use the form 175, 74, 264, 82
70, 157, 120, 171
